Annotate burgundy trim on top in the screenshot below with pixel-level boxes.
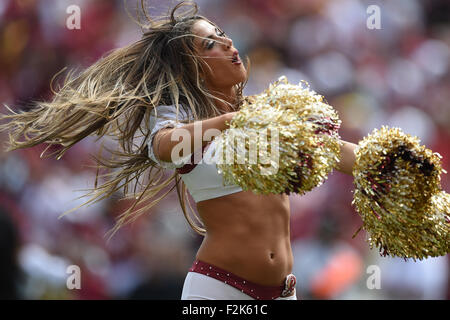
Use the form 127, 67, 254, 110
176, 142, 211, 174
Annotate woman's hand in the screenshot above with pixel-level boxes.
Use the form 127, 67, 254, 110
336, 140, 357, 176
222, 111, 238, 129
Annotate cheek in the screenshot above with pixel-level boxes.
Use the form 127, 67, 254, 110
202, 51, 245, 85
204, 56, 229, 83
204, 52, 224, 71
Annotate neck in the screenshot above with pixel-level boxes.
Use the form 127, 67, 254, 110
206, 85, 237, 112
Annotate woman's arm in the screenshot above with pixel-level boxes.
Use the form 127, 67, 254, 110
153, 112, 236, 163
336, 140, 357, 176
154, 112, 358, 176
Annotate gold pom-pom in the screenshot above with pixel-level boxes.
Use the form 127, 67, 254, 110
213, 76, 342, 195
352, 126, 449, 260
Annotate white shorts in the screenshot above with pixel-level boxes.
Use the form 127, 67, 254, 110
181, 272, 297, 300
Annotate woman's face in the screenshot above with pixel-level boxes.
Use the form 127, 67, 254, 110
192, 19, 247, 91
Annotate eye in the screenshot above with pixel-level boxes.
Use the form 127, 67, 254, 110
206, 29, 227, 50
207, 39, 215, 49
217, 29, 226, 37
216, 27, 228, 41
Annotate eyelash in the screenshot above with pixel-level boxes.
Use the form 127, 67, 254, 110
207, 30, 227, 49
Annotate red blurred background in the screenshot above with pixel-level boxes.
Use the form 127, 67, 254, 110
0, 0, 449, 299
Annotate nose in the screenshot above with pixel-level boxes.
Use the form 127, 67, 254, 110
221, 36, 233, 50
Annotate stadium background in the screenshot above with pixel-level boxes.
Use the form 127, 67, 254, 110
0, 0, 449, 299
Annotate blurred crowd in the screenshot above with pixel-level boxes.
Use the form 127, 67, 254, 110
0, 0, 449, 299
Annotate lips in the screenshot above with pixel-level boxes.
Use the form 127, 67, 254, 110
231, 51, 242, 65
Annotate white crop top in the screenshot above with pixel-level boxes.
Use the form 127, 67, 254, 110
148, 105, 243, 202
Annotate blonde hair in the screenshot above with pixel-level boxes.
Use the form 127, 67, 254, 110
0, 1, 249, 238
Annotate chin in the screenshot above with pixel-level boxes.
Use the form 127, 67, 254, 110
235, 69, 248, 84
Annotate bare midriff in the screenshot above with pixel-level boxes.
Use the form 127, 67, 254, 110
196, 190, 293, 287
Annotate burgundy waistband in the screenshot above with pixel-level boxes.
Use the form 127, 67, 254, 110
189, 260, 296, 300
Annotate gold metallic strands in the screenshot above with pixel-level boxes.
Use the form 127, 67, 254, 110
352, 126, 449, 260
213, 76, 342, 195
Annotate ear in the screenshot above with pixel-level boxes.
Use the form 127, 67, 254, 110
196, 62, 209, 85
